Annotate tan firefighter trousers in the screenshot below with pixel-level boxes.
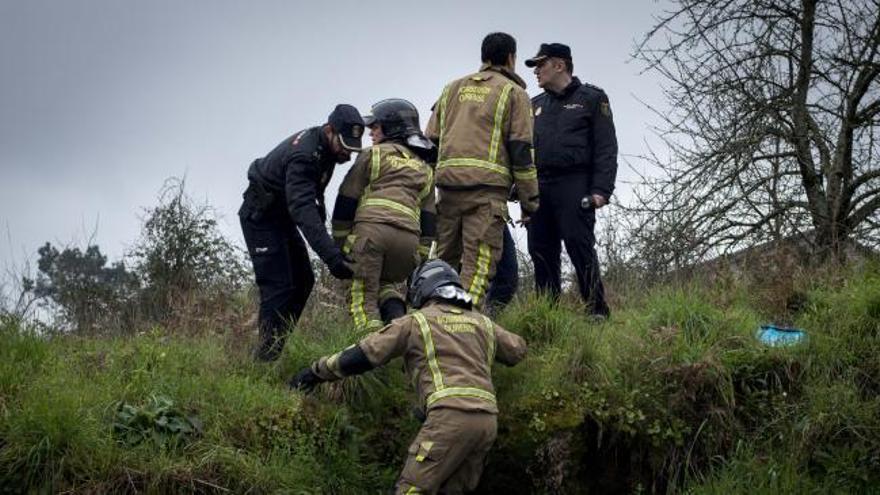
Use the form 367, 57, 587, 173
345, 221, 420, 331
436, 188, 508, 309
395, 408, 498, 494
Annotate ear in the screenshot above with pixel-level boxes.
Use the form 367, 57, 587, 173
554, 58, 566, 73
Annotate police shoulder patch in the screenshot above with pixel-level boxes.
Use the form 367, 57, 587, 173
600, 101, 612, 118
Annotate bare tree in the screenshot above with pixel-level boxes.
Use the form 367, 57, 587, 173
633, 0, 880, 261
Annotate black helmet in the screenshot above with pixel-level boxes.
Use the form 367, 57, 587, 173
406, 260, 471, 309
364, 99, 436, 155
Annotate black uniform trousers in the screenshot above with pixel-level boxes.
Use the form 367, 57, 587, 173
239, 200, 315, 361
527, 174, 609, 316
485, 225, 518, 315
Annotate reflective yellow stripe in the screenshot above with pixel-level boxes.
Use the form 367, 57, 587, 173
365, 319, 383, 331
481, 314, 496, 363
513, 167, 537, 181
418, 167, 434, 202
413, 312, 444, 391
332, 228, 351, 238
438, 84, 452, 148
415, 441, 433, 462
436, 158, 511, 177
489, 83, 513, 163
427, 386, 497, 406
342, 234, 357, 255
468, 241, 491, 305
350, 279, 367, 329
370, 146, 381, 185
405, 486, 421, 495
360, 198, 420, 222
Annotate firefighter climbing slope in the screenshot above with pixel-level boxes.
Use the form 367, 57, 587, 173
289, 260, 527, 494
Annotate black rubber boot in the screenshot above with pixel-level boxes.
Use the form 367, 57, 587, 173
254, 325, 288, 362
379, 298, 407, 325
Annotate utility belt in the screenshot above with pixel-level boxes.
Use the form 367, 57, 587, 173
239, 179, 278, 222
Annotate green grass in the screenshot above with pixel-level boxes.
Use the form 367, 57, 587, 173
1, 262, 879, 493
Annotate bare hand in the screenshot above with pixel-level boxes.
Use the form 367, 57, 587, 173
591, 194, 608, 209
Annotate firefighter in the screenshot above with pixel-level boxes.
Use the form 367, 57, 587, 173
289, 260, 527, 494
425, 32, 539, 309
331, 99, 437, 331
239, 104, 364, 361
525, 43, 618, 318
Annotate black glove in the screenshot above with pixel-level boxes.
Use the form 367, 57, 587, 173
288, 367, 323, 394
328, 253, 354, 280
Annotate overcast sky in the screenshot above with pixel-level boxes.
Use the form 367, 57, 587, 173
0, 0, 671, 273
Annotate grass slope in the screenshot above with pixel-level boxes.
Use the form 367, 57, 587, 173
1, 263, 879, 494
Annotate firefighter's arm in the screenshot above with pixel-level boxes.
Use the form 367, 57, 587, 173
506, 88, 539, 215
589, 90, 618, 200
289, 318, 411, 393
357, 317, 413, 367
425, 100, 441, 145
493, 323, 528, 366
418, 168, 436, 261
289, 343, 375, 393
331, 149, 371, 247
425, 84, 451, 146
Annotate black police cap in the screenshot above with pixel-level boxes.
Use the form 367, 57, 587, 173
328, 104, 365, 151
525, 43, 572, 67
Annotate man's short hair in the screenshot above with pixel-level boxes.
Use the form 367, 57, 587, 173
564, 59, 574, 74
481, 32, 517, 66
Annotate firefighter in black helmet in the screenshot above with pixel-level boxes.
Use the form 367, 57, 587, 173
290, 260, 527, 493
331, 98, 437, 330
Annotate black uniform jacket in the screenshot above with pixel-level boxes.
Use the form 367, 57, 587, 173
531, 77, 618, 199
247, 126, 340, 264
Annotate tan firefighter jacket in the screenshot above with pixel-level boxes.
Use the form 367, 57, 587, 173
332, 141, 436, 254
426, 64, 539, 213
312, 301, 527, 414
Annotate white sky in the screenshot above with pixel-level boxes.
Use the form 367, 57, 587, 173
0, 0, 671, 272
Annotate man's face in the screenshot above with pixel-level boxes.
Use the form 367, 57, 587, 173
369, 124, 384, 144
533, 57, 564, 89
329, 132, 352, 164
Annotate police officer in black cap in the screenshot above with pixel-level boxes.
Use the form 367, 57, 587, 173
239, 104, 365, 361
524, 43, 618, 318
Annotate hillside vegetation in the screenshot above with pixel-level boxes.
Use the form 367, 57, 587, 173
1, 262, 879, 494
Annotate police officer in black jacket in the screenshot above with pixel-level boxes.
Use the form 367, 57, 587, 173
525, 43, 617, 318
239, 104, 365, 361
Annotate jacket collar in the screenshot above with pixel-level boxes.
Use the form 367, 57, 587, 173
548, 76, 581, 98
479, 63, 527, 89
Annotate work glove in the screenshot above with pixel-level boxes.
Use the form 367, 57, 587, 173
288, 367, 323, 394
328, 253, 354, 280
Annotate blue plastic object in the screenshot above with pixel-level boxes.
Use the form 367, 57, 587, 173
755, 324, 807, 347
